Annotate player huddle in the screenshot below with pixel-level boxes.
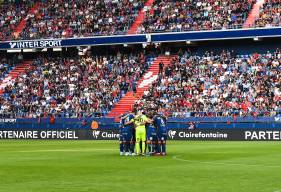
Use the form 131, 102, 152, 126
119, 110, 167, 156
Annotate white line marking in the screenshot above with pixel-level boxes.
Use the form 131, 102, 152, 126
17, 148, 116, 153
172, 155, 281, 168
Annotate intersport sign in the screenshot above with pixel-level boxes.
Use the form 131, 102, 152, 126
9, 40, 62, 49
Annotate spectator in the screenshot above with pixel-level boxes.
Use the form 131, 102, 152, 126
132, 80, 137, 97
49, 114, 55, 124
159, 60, 164, 74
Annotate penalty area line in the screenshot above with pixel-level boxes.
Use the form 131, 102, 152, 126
172, 155, 281, 168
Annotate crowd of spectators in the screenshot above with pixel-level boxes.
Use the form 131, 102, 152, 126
17, 0, 145, 39
0, 0, 35, 41
0, 52, 150, 118
138, 0, 255, 33
0, 48, 280, 118
254, 0, 281, 28
2, 0, 281, 40
135, 49, 281, 117
0, 57, 17, 80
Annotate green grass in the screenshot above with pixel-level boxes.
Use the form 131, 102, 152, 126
0, 141, 280, 192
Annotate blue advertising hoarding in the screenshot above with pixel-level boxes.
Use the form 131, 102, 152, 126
1, 27, 281, 50
0, 117, 280, 130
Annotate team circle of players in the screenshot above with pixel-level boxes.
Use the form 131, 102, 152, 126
119, 110, 167, 156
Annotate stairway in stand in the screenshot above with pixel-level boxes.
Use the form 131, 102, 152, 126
127, 0, 154, 34
0, 60, 32, 94
107, 55, 173, 119
13, 2, 40, 38
243, 0, 265, 28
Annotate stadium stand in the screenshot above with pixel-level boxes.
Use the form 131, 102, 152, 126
1, 0, 281, 40
107, 55, 173, 117
0, 58, 14, 81
17, 0, 146, 39
0, 0, 35, 41
254, 0, 281, 28
0, 1, 280, 120
139, 0, 256, 33
134, 49, 281, 117
13, 2, 40, 38
0, 59, 31, 95
243, 0, 265, 27
0, 55, 31, 92
0, 52, 151, 118
0, 47, 279, 118
127, 0, 154, 34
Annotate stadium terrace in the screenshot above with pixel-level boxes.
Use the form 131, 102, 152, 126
0, 49, 280, 119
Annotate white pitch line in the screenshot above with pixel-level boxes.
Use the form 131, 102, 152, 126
172, 155, 281, 168
17, 148, 116, 153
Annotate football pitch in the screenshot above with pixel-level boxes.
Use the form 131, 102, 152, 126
0, 141, 280, 192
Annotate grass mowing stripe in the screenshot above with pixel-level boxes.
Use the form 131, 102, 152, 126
172, 155, 281, 168
17, 148, 116, 153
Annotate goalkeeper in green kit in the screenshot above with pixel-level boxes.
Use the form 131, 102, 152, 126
125, 110, 152, 155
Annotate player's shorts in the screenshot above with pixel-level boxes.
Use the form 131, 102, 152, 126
135, 128, 146, 142
157, 131, 167, 141
122, 128, 132, 141
147, 133, 157, 141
